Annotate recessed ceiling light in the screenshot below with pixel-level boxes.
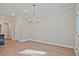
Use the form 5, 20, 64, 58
24, 10, 27, 13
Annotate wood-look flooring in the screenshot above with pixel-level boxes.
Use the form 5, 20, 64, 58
0, 39, 75, 56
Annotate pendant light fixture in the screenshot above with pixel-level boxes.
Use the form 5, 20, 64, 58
28, 4, 40, 24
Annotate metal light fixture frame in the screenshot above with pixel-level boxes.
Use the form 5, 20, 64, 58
29, 4, 40, 24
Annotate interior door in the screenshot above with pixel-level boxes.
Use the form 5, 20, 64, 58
76, 11, 79, 55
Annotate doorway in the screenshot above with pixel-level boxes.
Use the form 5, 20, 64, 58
4, 23, 12, 40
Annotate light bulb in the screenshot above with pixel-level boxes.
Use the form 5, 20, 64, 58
29, 18, 31, 21
34, 18, 38, 21
28, 18, 31, 23
37, 19, 40, 23
11, 13, 15, 15
24, 10, 27, 13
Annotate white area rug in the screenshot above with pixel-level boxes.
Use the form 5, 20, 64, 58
20, 49, 47, 56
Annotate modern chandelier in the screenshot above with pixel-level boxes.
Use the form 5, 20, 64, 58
28, 4, 40, 24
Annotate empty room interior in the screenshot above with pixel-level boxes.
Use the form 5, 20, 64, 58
0, 3, 79, 56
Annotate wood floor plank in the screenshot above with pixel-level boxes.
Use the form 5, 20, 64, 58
0, 40, 75, 56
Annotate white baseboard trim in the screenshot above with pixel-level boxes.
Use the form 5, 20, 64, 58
32, 39, 77, 55
17, 39, 32, 42
30, 39, 74, 49
13, 39, 74, 48
12, 39, 18, 40
74, 48, 78, 56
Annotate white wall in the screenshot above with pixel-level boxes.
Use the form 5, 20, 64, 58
13, 15, 31, 40
5, 6, 75, 48
0, 4, 76, 48
30, 7, 76, 48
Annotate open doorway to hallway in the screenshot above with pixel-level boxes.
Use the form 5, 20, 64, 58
4, 23, 12, 40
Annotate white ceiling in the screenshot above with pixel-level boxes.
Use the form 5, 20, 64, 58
0, 3, 76, 16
